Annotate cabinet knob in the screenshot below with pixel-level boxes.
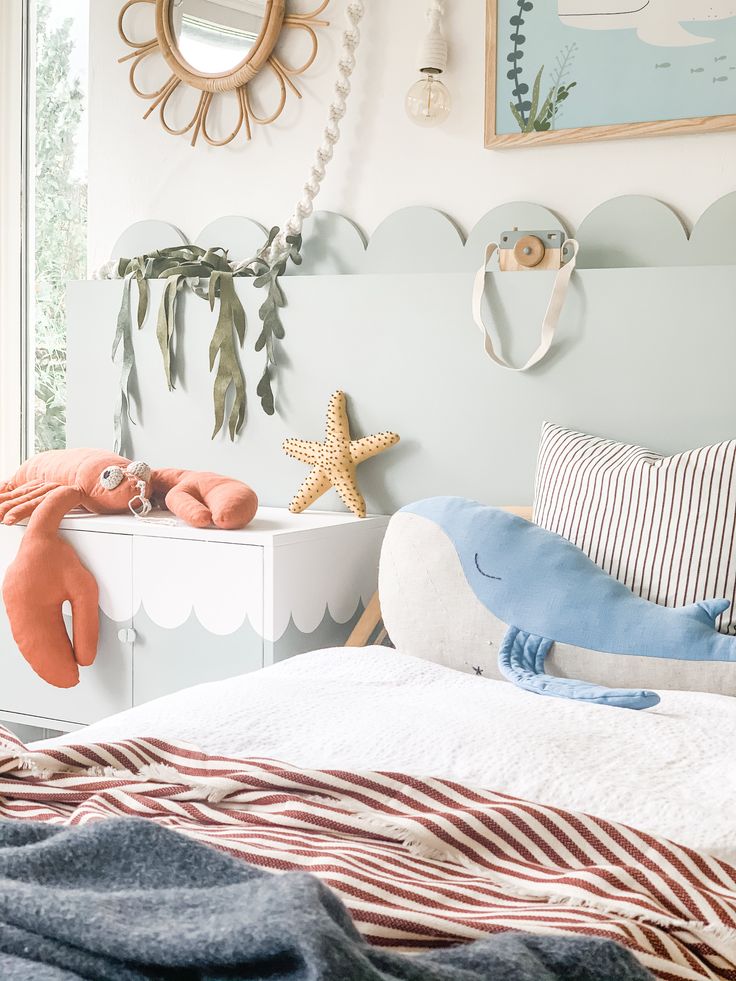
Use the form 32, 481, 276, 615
117, 628, 136, 644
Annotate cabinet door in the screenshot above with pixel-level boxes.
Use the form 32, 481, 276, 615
0, 528, 134, 727
132, 537, 264, 705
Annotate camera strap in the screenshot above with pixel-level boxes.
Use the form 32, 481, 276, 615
472, 239, 579, 372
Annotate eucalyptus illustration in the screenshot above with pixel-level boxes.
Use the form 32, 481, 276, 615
537, 43, 578, 132
506, 2, 579, 133
507, 0, 535, 127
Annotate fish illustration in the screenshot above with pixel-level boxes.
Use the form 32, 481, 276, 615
716, 54, 727, 60
691, 67, 705, 72
655, 61, 671, 67
558, 0, 736, 47
397, 498, 736, 710
714, 74, 729, 81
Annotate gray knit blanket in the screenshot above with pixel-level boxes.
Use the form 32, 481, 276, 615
0, 818, 653, 980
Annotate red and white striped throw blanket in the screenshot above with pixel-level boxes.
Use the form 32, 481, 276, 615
0, 726, 734, 981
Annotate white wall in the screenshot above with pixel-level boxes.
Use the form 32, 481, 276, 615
88, 0, 736, 267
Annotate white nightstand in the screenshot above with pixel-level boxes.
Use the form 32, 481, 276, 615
0, 508, 389, 732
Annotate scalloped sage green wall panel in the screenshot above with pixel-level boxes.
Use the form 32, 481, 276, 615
292, 212, 367, 276
364, 208, 466, 274
66, 263, 736, 515
110, 220, 189, 261
575, 197, 690, 269
195, 216, 267, 260
106, 196, 736, 273
689, 192, 736, 266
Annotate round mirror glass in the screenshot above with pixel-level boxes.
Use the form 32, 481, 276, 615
171, 0, 268, 74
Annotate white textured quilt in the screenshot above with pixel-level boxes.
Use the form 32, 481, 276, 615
48, 647, 736, 863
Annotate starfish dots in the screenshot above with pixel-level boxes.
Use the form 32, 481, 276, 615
283, 391, 400, 518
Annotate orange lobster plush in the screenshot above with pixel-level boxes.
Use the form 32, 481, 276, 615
0, 449, 258, 688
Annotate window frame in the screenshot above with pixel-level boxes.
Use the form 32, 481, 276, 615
0, 0, 31, 475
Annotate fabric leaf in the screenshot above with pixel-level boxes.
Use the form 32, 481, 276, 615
156, 274, 183, 391
257, 364, 275, 417
111, 274, 136, 455
136, 275, 149, 329
208, 273, 247, 441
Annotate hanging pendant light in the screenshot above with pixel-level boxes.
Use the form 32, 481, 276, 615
406, 0, 451, 127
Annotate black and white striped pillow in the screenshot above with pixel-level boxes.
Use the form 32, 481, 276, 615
533, 424, 736, 635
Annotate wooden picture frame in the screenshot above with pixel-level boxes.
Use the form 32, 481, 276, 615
485, 0, 736, 149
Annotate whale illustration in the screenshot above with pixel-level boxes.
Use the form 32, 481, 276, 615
558, 0, 736, 46
402, 498, 736, 710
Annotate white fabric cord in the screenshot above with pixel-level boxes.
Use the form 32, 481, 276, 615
128, 479, 153, 519
472, 240, 579, 371
268, 1, 366, 263
418, 1, 448, 74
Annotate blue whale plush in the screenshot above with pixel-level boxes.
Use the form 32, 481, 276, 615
401, 497, 736, 710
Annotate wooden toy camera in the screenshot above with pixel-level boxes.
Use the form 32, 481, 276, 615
498, 230, 567, 272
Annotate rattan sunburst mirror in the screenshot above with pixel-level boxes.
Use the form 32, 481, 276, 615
118, 0, 329, 147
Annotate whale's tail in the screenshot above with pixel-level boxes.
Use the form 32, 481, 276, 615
635, 19, 713, 46
499, 626, 661, 711
678, 598, 731, 627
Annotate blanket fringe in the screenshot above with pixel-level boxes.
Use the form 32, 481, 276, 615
352, 813, 736, 964
12, 755, 242, 803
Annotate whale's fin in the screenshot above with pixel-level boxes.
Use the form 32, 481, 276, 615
636, 19, 713, 47
498, 626, 661, 710
678, 598, 731, 627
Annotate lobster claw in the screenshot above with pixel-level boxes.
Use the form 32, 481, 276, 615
2, 487, 98, 688
151, 469, 258, 530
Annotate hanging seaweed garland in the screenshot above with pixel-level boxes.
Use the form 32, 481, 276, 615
108, 238, 302, 455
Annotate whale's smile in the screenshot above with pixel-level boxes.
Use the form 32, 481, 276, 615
560, 1, 650, 17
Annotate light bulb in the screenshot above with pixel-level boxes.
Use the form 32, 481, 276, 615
405, 73, 451, 127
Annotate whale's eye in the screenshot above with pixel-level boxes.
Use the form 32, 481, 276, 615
99, 466, 124, 490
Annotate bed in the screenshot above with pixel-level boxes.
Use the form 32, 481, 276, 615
36, 645, 736, 863
3, 505, 736, 980
0, 645, 730, 980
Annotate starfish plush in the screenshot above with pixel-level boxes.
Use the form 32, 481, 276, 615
283, 391, 400, 518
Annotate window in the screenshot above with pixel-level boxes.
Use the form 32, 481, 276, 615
0, 0, 25, 476
0, 0, 89, 470
30, 0, 89, 452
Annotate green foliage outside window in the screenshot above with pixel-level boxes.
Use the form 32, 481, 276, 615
34, 0, 87, 452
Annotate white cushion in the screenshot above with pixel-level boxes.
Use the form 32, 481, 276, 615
379, 503, 736, 698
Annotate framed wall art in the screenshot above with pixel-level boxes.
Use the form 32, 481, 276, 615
485, 0, 736, 148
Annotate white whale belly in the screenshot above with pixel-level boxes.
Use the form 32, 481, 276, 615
558, 0, 736, 45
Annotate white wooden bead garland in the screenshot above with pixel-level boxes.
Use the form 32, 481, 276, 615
266, 0, 366, 264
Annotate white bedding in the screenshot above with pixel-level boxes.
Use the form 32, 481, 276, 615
47, 647, 736, 863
